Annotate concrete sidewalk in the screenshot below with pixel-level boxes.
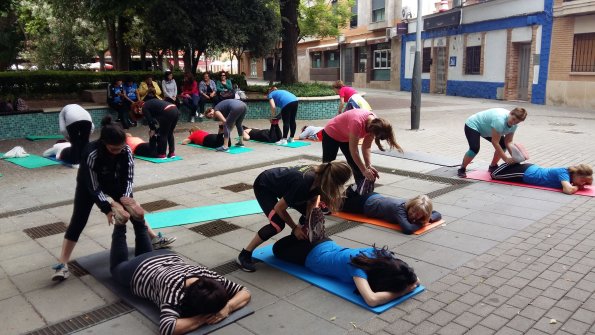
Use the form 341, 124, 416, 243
1, 91, 594, 335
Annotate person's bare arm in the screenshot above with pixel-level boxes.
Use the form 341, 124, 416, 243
353, 277, 419, 307
274, 198, 307, 240
491, 128, 513, 164
269, 99, 276, 118
172, 314, 211, 335
561, 181, 579, 195
205, 289, 251, 325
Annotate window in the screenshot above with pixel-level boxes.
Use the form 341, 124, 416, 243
422, 47, 432, 73
325, 50, 340, 68
372, 0, 385, 22
311, 52, 322, 68
373, 49, 390, 69
250, 59, 257, 77
350, 0, 358, 29
356, 47, 367, 73
465, 46, 481, 74
572, 33, 595, 72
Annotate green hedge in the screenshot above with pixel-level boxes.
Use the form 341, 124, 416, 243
245, 82, 336, 97
0, 71, 248, 99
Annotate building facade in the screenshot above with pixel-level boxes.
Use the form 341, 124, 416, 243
547, 0, 595, 108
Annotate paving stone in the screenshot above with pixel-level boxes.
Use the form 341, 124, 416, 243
419, 229, 498, 255
560, 319, 591, 335
469, 302, 497, 317
507, 315, 535, 333
518, 286, 543, 300
410, 320, 441, 335
543, 286, 569, 300
484, 275, 508, 288
532, 316, 563, 334
444, 220, 518, 242
453, 311, 483, 328
494, 305, 522, 319
378, 308, 407, 323
444, 300, 471, 316
532, 296, 559, 311
483, 293, 508, 307
495, 285, 520, 298
467, 324, 496, 335
520, 304, 547, 321
437, 322, 468, 335
480, 314, 509, 330
556, 297, 584, 313
458, 292, 484, 306
402, 309, 431, 325
0, 295, 46, 335
570, 308, 595, 325
427, 310, 456, 326
470, 283, 496, 296
565, 287, 591, 302
384, 319, 415, 335
357, 317, 389, 333
419, 299, 447, 314
395, 240, 476, 270
494, 326, 524, 335
434, 290, 460, 305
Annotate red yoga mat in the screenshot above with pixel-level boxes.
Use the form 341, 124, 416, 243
465, 170, 595, 197
332, 212, 445, 235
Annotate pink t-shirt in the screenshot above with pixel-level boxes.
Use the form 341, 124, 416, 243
324, 109, 375, 142
339, 86, 357, 102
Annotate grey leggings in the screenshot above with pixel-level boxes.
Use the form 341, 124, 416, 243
224, 107, 247, 141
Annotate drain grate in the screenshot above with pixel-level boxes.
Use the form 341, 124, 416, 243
189, 220, 241, 238
222, 182, 253, 193
23, 222, 68, 239
211, 260, 241, 275
326, 220, 361, 236
25, 301, 133, 335
426, 184, 469, 198
67, 260, 89, 277
141, 199, 178, 212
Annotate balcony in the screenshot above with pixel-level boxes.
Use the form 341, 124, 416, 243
554, 0, 595, 16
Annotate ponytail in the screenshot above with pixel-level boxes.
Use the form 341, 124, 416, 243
314, 161, 352, 212
100, 115, 126, 145
367, 118, 403, 153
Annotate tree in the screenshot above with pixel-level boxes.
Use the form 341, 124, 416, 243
279, 0, 353, 84
0, 0, 24, 71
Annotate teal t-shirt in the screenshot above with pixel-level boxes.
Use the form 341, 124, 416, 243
523, 165, 569, 189
465, 108, 517, 137
305, 240, 371, 283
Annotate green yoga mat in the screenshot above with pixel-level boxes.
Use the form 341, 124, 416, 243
26, 135, 64, 141
185, 143, 254, 154
0, 153, 61, 169
135, 155, 183, 163
146, 200, 262, 229
249, 140, 310, 148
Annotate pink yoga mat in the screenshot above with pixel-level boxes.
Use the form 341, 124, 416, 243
465, 170, 595, 197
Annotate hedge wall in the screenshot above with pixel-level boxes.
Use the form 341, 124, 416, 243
0, 71, 248, 99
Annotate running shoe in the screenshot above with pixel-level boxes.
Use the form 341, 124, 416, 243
151, 232, 176, 249
215, 146, 229, 152
120, 197, 144, 221
287, 137, 294, 143
168, 152, 176, 158
308, 207, 326, 243
457, 167, 467, 178
51, 263, 70, 281
236, 249, 256, 272
275, 139, 287, 145
235, 141, 245, 147
488, 164, 499, 173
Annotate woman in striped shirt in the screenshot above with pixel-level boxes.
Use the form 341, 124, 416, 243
110, 219, 251, 335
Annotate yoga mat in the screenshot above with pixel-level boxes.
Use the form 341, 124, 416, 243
26, 135, 64, 141
77, 249, 254, 335
253, 245, 425, 314
185, 143, 254, 154
332, 212, 445, 235
372, 150, 460, 167
0, 152, 61, 169
135, 155, 183, 163
249, 140, 311, 148
146, 200, 262, 229
465, 170, 595, 197
47, 155, 76, 168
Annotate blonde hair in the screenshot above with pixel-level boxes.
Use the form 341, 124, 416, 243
510, 107, 527, 121
569, 164, 593, 183
332, 80, 345, 89
405, 195, 433, 225
189, 126, 201, 133
367, 118, 403, 153
313, 161, 352, 212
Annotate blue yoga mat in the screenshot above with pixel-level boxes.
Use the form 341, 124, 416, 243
249, 140, 311, 148
185, 143, 254, 154
135, 155, 183, 163
253, 245, 425, 314
146, 200, 262, 229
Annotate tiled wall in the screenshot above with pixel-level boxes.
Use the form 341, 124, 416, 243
0, 99, 339, 140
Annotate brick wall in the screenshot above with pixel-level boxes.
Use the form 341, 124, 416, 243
549, 16, 575, 81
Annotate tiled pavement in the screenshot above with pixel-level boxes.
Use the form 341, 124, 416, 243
1, 91, 594, 334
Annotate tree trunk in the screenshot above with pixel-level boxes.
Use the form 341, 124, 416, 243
192, 50, 202, 75
106, 19, 118, 69
157, 50, 164, 70
98, 50, 107, 72
116, 16, 131, 71
279, 0, 299, 84
172, 47, 179, 70
140, 45, 147, 70
183, 46, 191, 72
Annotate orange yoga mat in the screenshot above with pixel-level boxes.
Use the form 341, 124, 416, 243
332, 212, 445, 235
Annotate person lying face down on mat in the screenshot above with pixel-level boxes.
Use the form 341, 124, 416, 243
109, 212, 251, 335
457, 107, 527, 178
272, 205, 419, 307
322, 108, 403, 185
341, 182, 442, 235
241, 119, 283, 143
298, 125, 324, 141
125, 133, 160, 158
181, 125, 226, 148
51, 116, 175, 282
491, 162, 593, 195
204, 99, 248, 152
237, 161, 353, 272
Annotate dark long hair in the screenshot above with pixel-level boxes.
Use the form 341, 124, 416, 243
180, 277, 229, 317
351, 246, 417, 293
100, 115, 126, 146
366, 118, 403, 152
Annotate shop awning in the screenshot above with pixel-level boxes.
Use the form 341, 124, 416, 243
308, 43, 339, 52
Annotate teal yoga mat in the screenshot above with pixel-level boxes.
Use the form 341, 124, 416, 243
25, 135, 64, 141
249, 140, 311, 148
253, 245, 425, 313
146, 200, 262, 229
0, 153, 61, 169
135, 155, 183, 163
185, 143, 254, 154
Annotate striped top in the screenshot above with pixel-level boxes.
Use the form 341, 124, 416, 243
131, 254, 244, 335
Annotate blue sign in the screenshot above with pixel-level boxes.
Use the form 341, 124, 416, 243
449, 56, 457, 67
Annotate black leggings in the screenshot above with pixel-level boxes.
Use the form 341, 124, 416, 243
281, 101, 299, 138
60, 120, 92, 164
272, 234, 330, 266
248, 124, 282, 143
65, 185, 142, 242
465, 124, 506, 156
134, 136, 159, 157
322, 129, 364, 184
491, 163, 532, 182
201, 133, 224, 148
156, 108, 179, 156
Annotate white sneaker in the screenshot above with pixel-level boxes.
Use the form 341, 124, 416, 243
287, 137, 294, 143
275, 139, 287, 145
190, 116, 195, 123
51, 263, 70, 281
152, 232, 176, 249
71, 164, 80, 169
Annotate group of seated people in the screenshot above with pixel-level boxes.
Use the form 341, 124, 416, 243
108, 71, 235, 129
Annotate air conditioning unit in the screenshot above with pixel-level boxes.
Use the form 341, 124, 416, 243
386, 27, 398, 39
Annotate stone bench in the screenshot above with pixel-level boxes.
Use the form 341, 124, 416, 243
81, 89, 108, 104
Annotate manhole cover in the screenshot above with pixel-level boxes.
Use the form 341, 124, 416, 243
222, 183, 253, 193
189, 220, 241, 237
23, 222, 67, 239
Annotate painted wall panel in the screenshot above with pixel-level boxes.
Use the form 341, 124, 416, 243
575, 15, 595, 34
463, 0, 544, 24
511, 27, 532, 42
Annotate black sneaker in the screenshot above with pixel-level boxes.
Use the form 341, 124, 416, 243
488, 165, 498, 173
457, 168, 467, 178
236, 249, 256, 272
